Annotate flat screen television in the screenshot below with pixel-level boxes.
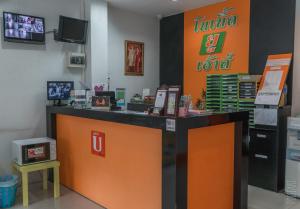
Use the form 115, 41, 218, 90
47, 81, 74, 101
3, 12, 45, 44
56, 16, 88, 44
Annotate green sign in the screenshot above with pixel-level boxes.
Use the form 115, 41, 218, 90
194, 8, 238, 33
200, 32, 226, 55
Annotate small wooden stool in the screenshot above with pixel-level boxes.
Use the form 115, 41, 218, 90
13, 161, 60, 207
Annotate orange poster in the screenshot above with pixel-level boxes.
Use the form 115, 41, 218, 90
184, 0, 250, 103
255, 53, 292, 106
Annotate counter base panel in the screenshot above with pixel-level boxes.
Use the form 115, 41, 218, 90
56, 115, 162, 209
188, 123, 235, 209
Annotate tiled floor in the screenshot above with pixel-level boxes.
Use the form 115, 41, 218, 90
248, 186, 300, 209
10, 183, 300, 209
11, 183, 105, 209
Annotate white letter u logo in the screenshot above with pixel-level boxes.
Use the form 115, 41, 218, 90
93, 136, 102, 153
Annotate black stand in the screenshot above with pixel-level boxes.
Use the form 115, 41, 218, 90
53, 100, 67, 106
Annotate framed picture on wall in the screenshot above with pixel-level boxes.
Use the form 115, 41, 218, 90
125, 40, 144, 76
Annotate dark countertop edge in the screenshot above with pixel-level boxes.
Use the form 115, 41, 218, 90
46, 106, 249, 130
177, 111, 249, 129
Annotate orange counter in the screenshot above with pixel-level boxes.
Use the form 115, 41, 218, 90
46, 106, 249, 209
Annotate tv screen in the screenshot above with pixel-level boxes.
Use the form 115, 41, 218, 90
3, 12, 45, 44
57, 16, 88, 44
47, 81, 74, 100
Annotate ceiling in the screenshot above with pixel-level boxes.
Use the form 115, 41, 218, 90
107, 0, 226, 18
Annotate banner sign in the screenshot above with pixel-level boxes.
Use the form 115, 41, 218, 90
184, 0, 250, 103
255, 53, 292, 106
91, 131, 105, 157
194, 7, 238, 72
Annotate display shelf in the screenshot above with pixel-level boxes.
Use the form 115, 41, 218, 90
238, 75, 261, 128
206, 74, 222, 111
221, 74, 239, 112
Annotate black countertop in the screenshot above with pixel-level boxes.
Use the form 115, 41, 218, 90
46, 106, 249, 130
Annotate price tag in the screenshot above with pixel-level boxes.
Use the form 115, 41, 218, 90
166, 119, 176, 132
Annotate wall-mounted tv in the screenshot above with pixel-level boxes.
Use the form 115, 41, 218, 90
3, 12, 45, 44
55, 16, 88, 44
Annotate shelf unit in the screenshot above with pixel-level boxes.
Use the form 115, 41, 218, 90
206, 74, 261, 127
206, 74, 222, 111
221, 74, 239, 112
238, 75, 261, 128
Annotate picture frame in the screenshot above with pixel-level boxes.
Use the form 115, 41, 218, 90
125, 40, 144, 76
165, 86, 181, 117
152, 87, 168, 116
91, 96, 110, 111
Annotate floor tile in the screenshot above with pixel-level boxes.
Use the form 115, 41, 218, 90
11, 182, 105, 209
290, 203, 300, 209
10, 182, 300, 209
248, 186, 299, 209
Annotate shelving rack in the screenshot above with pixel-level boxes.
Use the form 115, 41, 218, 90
206, 74, 261, 127
221, 74, 239, 112
238, 75, 261, 128
206, 74, 222, 111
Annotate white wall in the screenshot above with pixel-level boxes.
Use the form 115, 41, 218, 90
0, 0, 83, 174
293, 1, 300, 115
0, 1, 160, 175
108, 6, 160, 103
85, 0, 108, 87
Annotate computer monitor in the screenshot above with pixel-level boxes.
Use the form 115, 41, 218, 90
47, 81, 74, 103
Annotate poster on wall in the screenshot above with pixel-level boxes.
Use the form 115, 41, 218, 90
255, 53, 292, 106
125, 40, 144, 76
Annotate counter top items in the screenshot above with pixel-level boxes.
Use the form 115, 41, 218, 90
116, 88, 126, 110
93, 83, 106, 92
165, 86, 181, 117
128, 91, 155, 113
179, 95, 192, 117
95, 91, 120, 111
143, 95, 155, 105
73, 90, 87, 109
92, 96, 110, 111
153, 86, 168, 116
130, 94, 143, 104
47, 81, 74, 106
142, 88, 151, 99
195, 89, 206, 110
